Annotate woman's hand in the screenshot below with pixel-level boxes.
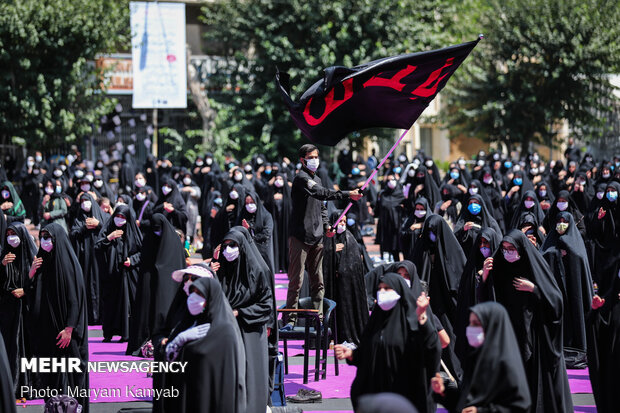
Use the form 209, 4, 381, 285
2, 252, 16, 266
56, 327, 73, 349
482, 257, 493, 282
11, 288, 24, 298
513, 277, 535, 293
333, 344, 353, 361
107, 229, 123, 241
592, 295, 605, 310
431, 372, 445, 396
29, 257, 43, 278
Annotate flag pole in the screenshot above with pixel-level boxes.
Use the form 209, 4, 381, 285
331, 126, 411, 230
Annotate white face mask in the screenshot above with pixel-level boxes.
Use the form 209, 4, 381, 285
407, 169, 415, 177
187, 292, 206, 315
245, 203, 257, 213
539, 190, 547, 197
136, 192, 146, 202
161, 186, 172, 195
377, 289, 401, 311
206, 158, 213, 165
6, 235, 20, 248
81, 200, 92, 212
55, 186, 62, 194
466, 326, 485, 348
425, 160, 433, 168
223, 245, 240, 262
35, 155, 43, 163
114, 216, 127, 227
483, 176, 493, 184
229, 191, 239, 200
305, 158, 320, 172
274, 179, 284, 188
387, 180, 397, 189
414, 209, 426, 219
74, 170, 84, 179
135, 178, 146, 188
53, 170, 63, 177
183, 177, 192, 185
45, 187, 54, 195
468, 187, 479, 195
1, 190, 10, 199
556, 201, 568, 211
196, 160, 204, 167
80, 184, 91, 192
596, 191, 604, 200
94, 180, 103, 188
502, 249, 520, 263
40, 237, 54, 252
234, 173, 243, 182
480, 247, 491, 258
524, 200, 535, 209
336, 223, 346, 234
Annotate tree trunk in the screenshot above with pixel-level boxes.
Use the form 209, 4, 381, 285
186, 46, 217, 148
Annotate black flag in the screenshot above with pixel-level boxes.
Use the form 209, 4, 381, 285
276, 38, 480, 146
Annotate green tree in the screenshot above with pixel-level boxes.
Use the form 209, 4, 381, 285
201, 0, 458, 160
444, 0, 620, 154
0, 0, 129, 151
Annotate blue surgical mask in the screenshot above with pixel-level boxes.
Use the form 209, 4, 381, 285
607, 191, 618, 202
393, 167, 402, 174
346, 218, 355, 227
504, 161, 513, 168
450, 171, 460, 180
513, 177, 523, 186
468, 203, 481, 215
352, 167, 360, 175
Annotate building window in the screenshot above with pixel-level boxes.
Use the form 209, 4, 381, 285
420, 127, 433, 157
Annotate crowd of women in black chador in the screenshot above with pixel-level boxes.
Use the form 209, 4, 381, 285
0, 147, 619, 412
349, 147, 620, 413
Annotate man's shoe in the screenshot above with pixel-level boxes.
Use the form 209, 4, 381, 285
279, 323, 294, 333
286, 389, 322, 403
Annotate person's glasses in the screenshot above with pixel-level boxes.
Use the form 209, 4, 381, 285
183, 274, 199, 283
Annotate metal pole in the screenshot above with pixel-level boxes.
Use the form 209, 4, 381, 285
152, 108, 158, 157
332, 127, 411, 229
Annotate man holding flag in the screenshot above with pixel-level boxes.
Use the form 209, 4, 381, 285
281, 143, 363, 331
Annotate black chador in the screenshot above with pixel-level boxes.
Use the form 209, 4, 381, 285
28, 223, 89, 412
70, 193, 108, 324
95, 204, 142, 341
0, 222, 37, 396
126, 213, 186, 356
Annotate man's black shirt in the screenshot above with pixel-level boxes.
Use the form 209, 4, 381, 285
289, 166, 350, 245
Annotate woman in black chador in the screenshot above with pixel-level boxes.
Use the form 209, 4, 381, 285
214, 227, 274, 413
0, 222, 36, 397
412, 214, 466, 341
323, 212, 369, 345
541, 211, 594, 368
162, 277, 247, 413
375, 174, 405, 261
96, 204, 142, 342
126, 213, 186, 356
480, 229, 573, 413
453, 193, 502, 254
454, 227, 502, 360
263, 172, 292, 273
27, 223, 89, 411
153, 177, 188, 233
432, 302, 531, 413
236, 190, 275, 273
587, 251, 620, 413
334, 273, 440, 413
70, 193, 107, 325
400, 197, 432, 261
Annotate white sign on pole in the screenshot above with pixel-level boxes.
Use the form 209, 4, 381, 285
130, 1, 187, 108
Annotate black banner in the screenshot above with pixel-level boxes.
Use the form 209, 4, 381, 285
276, 38, 480, 146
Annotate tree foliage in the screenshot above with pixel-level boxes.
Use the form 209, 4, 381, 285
444, 0, 620, 153
0, 0, 129, 151
201, 0, 458, 160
